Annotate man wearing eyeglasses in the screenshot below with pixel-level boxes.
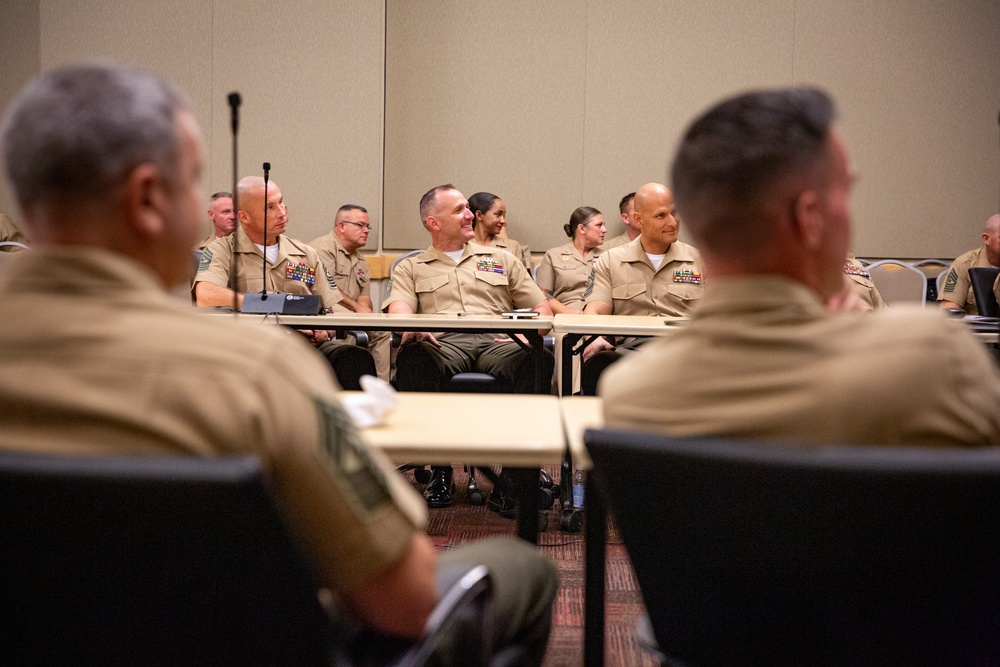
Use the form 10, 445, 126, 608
310, 205, 391, 380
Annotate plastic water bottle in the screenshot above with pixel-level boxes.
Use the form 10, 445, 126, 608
572, 466, 585, 508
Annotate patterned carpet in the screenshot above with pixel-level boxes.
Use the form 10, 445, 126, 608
403, 465, 660, 667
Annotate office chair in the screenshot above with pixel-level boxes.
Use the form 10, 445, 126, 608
968, 266, 1000, 317
586, 428, 1000, 667
865, 259, 928, 306
0, 451, 492, 666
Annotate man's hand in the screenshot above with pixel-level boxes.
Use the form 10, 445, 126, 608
297, 329, 332, 346
399, 331, 440, 347
582, 336, 615, 361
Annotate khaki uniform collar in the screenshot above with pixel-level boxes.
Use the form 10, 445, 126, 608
233, 225, 306, 266
620, 236, 696, 271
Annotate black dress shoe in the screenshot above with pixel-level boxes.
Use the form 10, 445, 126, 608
424, 466, 455, 508
486, 486, 517, 519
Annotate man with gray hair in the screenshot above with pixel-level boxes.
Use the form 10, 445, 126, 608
601, 88, 1000, 445
0, 63, 556, 666
196, 190, 236, 250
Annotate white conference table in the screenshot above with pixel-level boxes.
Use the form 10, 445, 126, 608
208, 310, 555, 393
345, 391, 573, 543
551, 313, 687, 396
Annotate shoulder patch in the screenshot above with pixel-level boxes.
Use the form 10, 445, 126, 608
943, 269, 958, 293
384, 277, 393, 300
198, 248, 213, 272
314, 397, 391, 512
583, 267, 595, 298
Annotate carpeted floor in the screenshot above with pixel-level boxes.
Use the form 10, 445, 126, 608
403, 465, 660, 667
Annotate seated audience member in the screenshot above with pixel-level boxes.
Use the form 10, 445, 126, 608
385, 184, 554, 510
580, 181, 704, 394
309, 205, 392, 381
601, 191, 638, 250
840, 254, 887, 311
535, 206, 607, 314
601, 87, 1000, 445
938, 213, 1000, 314
0, 63, 556, 667
469, 191, 532, 269
0, 211, 28, 250
195, 190, 236, 250
193, 176, 376, 390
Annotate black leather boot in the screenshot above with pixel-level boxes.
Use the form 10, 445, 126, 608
487, 469, 518, 518
424, 465, 455, 508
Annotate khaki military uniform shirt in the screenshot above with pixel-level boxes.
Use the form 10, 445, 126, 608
844, 256, 887, 311
309, 231, 392, 380
535, 241, 603, 311
309, 232, 372, 303
602, 276, 1000, 446
938, 247, 994, 314
0, 212, 28, 251
584, 237, 704, 316
486, 236, 531, 269
195, 225, 344, 311
196, 233, 224, 251
384, 241, 544, 315
0, 247, 425, 595
601, 231, 633, 251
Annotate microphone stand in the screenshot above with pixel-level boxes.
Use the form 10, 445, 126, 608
227, 92, 241, 315
260, 162, 270, 301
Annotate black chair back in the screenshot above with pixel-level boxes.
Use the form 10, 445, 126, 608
968, 266, 1000, 317
0, 452, 333, 666
586, 428, 1000, 667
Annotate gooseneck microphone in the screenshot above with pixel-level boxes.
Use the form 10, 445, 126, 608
260, 161, 271, 300
227, 92, 241, 314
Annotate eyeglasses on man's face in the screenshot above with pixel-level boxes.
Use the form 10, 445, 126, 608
342, 221, 371, 231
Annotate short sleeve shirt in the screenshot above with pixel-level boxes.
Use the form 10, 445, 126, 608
309, 232, 371, 302
584, 237, 704, 316
487, 235, 532, 270
535, 241, 603, 311
195, 225, 344, 311
844, 256, 887, 311
938, 247, 993, 314
384, 242, 544, 314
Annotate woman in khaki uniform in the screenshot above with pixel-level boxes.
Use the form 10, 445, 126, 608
535, 206, 607, 313
469, 192, 532, 269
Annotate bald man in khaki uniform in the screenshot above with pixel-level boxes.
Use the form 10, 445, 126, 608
579, 182, 704, 394
0, 63, 556, 667
385, 184, 554, 508
310, 204, 392, 381
602, 87, 1000, 445
938, 214, 1000, 315
194, 176, 376, 390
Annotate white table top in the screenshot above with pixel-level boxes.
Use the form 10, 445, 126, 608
345, 391, 569, 468
558, 396, 603, 470
222, 310, 554, 332
552, 313, 687, 337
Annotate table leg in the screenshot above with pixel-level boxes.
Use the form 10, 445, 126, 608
584, 471, 606, 666
506, 467, 540, 543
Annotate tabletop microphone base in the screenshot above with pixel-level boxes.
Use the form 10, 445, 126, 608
241, 293, 323, 315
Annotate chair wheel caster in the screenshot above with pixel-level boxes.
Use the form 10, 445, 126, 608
413, 466, 432, 484
560, 508, 584, 533
538, 486, 555, 510
468, 489, 485, 505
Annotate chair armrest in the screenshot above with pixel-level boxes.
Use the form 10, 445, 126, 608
396, 565, 493, 667
345, 330, 369, 348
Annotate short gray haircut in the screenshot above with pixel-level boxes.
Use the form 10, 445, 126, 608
1, 63, 190, 207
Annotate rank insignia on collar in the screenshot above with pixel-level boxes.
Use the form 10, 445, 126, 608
673, 269, 702, 284
286, 262, 317, 285
476, 257, 505, 274
843, 263, 870, 278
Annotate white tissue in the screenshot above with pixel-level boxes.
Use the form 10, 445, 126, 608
339, 375, 400, 427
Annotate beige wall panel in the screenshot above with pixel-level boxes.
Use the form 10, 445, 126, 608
0, 0, 42, 226
209, 0, 385, 249
583, 0, 794, 245
794, 0, 1000, 258
384, 0, 588, 252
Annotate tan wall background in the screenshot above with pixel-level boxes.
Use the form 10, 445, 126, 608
1, 0, 998, 260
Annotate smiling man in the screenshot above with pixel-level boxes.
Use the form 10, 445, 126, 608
384, 184, 553, 508
579, 181, 705, 394
194, 176, 376, 389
